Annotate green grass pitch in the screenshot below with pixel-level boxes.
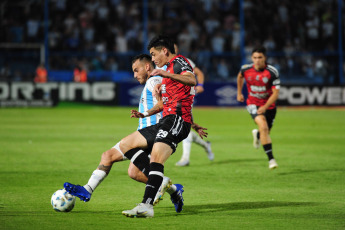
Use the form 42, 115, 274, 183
1, 104, 345, 230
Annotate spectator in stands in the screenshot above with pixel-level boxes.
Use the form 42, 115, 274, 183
106, 57, 118, 72
0, 63, 12, 82
73, 61, 87, 82
0, 0, 342, 83
26, 15, 40, 42
211, 30, 226, 53
13, 70, 23, 82
217, 58, 230, 81
34, 63, 47, 83
177, 28, 193, 53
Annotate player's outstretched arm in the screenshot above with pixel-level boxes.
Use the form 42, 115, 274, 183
147, 100, 163, 115
192, 122, 208, 139
130, 110, 144, 118
150, 69, 196, 86
153, 83, 162, 101
194, 67, 205, 94
257, 88, 280, 114
237, 72, 245, 102
130, 101, 163, 119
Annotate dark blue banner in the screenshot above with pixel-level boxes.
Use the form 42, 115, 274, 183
118, 82, 144, 106
194, 82, 247, 106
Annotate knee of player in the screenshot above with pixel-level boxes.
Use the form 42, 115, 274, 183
101, 149, 122, 162
101, 150, 112, 161
259, 126, 269, 134
127, 167, 138, 180
128, 165, 148, 183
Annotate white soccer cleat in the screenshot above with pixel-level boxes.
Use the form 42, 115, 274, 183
205, 141, 214, 161
175, 159, 190, 167
153, 176, 172, 206
122, 203, 154, 218
252, 129, 260, 149
269, 159, 278, 170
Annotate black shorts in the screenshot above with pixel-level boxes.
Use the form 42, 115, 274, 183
246, 104, 277, 130
139, 114, 191, 153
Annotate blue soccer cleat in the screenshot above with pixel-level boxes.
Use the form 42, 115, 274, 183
64, 182, 91, 202
170, 184, 184, 213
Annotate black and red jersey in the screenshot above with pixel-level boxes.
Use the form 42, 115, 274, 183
240, 64, 280, 109
161, 55, 195, 123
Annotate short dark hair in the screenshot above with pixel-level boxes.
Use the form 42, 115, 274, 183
147, 35, 175, 54
252, 46, 267, 55
132, 54, 154, 67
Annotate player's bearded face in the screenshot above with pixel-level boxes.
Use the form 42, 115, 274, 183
150, 47, 166, 68
132, 61, 147, 85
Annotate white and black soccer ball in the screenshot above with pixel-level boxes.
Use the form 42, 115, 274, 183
51, 189, 76, 212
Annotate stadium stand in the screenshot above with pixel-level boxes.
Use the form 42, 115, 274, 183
0, 0, 343, 84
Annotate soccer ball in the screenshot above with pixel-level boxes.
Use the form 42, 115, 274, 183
51, 188, 76, 212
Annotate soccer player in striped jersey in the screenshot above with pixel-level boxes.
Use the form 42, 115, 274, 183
136, 64, 163, 130
63, 54, 184, 212
237, 46, 280, 170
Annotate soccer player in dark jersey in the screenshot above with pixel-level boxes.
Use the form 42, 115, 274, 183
237, 46, 280, 170
121, 35, 208, 218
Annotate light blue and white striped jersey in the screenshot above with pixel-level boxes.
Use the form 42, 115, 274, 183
137, 75, 163, 130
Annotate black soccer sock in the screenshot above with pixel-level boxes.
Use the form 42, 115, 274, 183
257, 131, 260, 140
142, 162, 164, 205
124, 148, 150, 177
263, 143, 274, 160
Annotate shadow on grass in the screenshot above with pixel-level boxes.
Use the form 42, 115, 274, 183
163, 201, 318, 216
211, 158, 263, 165
0, 202, 319, 217
277, 169, 345, 176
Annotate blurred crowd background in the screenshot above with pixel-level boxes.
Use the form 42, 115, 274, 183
0, 0, 344, 84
